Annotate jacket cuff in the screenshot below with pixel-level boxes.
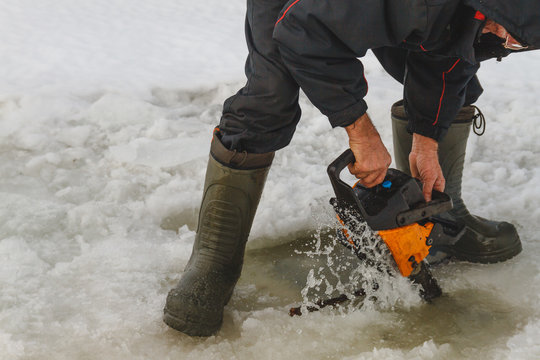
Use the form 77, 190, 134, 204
406, 121, 448, 142
328, 100, 368, 128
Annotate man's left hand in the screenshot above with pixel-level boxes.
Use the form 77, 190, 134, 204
409, 133, 445, 202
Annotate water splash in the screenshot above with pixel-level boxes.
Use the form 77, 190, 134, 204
298, 208, 423, 314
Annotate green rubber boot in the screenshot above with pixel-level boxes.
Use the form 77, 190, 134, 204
163, 134, 273, 336
391, 100, 522, 264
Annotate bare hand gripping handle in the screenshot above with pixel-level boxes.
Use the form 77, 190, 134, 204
327, 149, 453, 230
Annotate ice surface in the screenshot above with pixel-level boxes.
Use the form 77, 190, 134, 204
0, 0, 539, 359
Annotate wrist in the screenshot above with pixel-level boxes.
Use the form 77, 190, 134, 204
345, 113, 378, 141
411, 133, 438, 154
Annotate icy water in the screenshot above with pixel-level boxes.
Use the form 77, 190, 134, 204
156, 228, 536, 360
241, 233, 534, 359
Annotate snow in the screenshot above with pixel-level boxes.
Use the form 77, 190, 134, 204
0, 0, 539, 359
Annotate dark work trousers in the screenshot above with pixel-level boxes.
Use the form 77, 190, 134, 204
218, 2, 484, 154
219, 0, 302, 154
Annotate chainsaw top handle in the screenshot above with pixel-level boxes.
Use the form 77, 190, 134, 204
327, 149, 453, 230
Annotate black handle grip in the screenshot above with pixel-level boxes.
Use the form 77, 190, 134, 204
327, 149, 368, 218
327, 148, 355, 183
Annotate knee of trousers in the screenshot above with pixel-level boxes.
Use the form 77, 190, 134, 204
219, 71, 302, 153
218, 104, 302, 154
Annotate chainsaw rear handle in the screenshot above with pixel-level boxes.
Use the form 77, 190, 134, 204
327, 148, 355, 182
327, 149, 453, 230
327, 149, 369, 218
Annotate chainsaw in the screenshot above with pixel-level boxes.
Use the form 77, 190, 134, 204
290, 149, 452, 316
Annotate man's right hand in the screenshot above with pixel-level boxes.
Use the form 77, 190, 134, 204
345, 113, 392, 188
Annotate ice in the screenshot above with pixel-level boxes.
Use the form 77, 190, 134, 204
109, 136, 210, 168
504, 321, 540, 359
0, 0, 540, 359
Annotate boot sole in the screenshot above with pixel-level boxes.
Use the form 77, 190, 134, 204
163, 309, 222, 337
442, 240, 523, 264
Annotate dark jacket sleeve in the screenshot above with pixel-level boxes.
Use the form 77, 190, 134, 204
273, 0, 480, 139
273, 2, 379, 128
404, 52, 480, 141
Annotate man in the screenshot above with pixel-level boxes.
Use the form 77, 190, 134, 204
164, 0, 540, 336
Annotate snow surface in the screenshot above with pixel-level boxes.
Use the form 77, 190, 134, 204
0, 0, 539, 359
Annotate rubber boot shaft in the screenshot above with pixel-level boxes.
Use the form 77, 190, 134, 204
163, 135, 273, 336
391, 100, 521, 264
